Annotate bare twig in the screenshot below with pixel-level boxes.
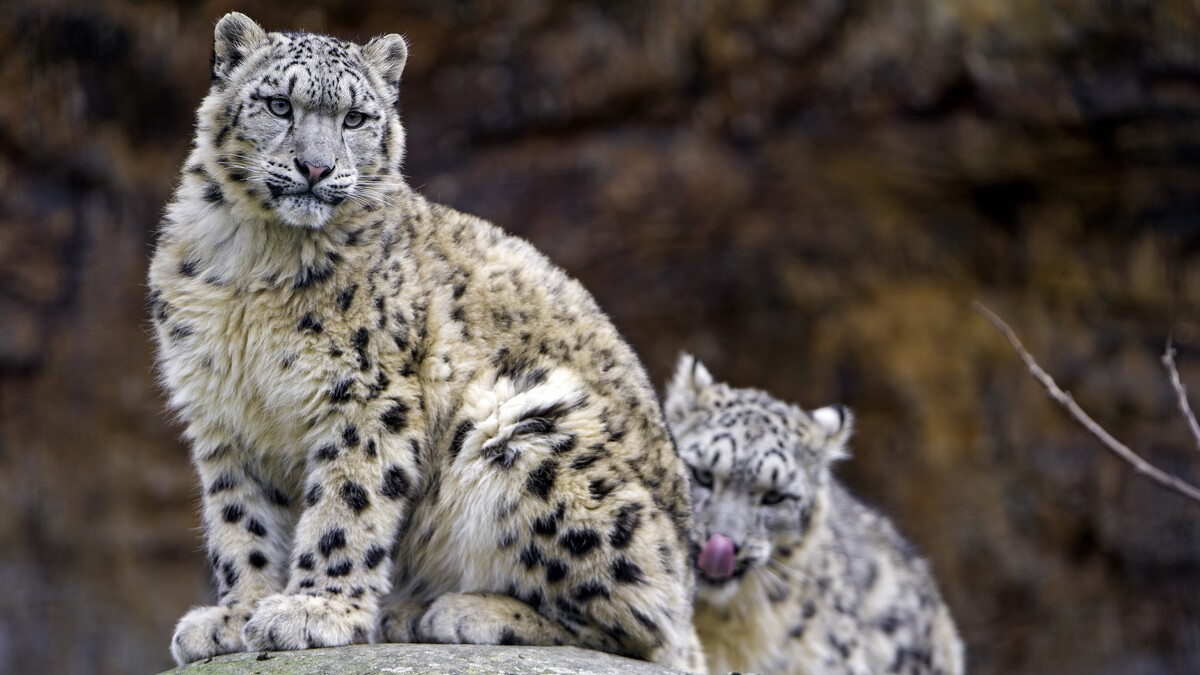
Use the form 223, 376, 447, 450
973, 301, 1200, 506
1162, 340, 1200, 455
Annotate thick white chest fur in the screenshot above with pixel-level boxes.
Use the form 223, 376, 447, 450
159, 282, 323, 466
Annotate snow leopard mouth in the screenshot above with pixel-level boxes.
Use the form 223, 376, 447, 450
696, 567, 749, 585
270, 189, 342, 229
271, 188, 345, 206
695, 556, 758, 585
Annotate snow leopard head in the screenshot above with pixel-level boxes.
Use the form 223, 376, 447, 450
193, 13, 409, 228
664, 353, 852, 604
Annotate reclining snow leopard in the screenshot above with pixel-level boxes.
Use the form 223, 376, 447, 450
664, 354, 964, 674
149, 13, 703, 670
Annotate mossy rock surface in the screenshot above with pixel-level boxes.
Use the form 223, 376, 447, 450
163, 644, 688, 674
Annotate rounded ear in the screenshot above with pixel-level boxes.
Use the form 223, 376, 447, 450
212, 13, 267, 82
664, 353, 714, 423
363, 33, 408, 99
810, 404, 853, 463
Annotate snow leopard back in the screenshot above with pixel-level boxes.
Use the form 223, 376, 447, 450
664, 354, 964, 675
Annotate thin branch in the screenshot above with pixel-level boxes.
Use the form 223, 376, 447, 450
973, 301, 1200, 506
1162, 339, 1200, 456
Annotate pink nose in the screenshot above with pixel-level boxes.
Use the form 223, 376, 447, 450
295, 159, 333, 186
697, 533, 736, 579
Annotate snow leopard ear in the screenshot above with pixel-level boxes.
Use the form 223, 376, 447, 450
664, 352, 714, 423
363, 34, 408, 100
810, 404, 853, 463
212, 13, 268, 83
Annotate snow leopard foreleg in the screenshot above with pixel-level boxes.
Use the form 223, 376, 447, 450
242, 395, 422, 652
170, 436, 294, 664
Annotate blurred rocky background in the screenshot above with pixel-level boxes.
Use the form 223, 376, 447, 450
3, 0, 1200, 672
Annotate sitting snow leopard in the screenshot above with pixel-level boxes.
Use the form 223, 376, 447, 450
149, 13, 703, 670
664, 355, 964, 675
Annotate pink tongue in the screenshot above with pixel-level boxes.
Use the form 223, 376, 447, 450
698, 534, 736, 579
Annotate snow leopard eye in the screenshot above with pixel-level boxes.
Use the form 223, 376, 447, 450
692, 466, 714, 488
344, 110, 365, 129
761, 489, 786, 506
268, 97, 292, 118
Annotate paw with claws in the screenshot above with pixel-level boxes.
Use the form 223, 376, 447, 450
242, 594, 374, 652
171, 604, 252, 665
418, 592, 554, 646
376, 599, 431, 642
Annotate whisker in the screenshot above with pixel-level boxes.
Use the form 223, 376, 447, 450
756, 561, 790, 587
766, 556, 806, 577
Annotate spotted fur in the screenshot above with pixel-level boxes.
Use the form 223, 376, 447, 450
664, 355, 964, 675
150, 13, 702, 670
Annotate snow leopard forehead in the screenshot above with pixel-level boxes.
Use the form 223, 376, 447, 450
664, 354, 853, 480
239, 32, 385, 115
681, 387, 821, 481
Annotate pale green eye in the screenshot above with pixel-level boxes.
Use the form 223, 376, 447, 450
268, 97, 292, 117
344, 110, 365, 129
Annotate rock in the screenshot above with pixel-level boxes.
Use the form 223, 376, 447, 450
162, 645, 686, 675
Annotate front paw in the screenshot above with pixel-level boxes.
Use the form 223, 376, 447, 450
242, 593, 374, 651
377, 599, 430, 643
418, 593, 520, 645
171, 604, 250, 665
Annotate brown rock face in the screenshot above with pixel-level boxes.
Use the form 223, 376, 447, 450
3, 1, 1200, 673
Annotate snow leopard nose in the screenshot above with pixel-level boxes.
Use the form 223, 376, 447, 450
295, 159, 333, 186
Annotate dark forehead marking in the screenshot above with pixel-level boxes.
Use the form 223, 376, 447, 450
713, 404, 797, 464
267, 33, 364, 71
697, 432, 730, 468
760, 447, 789, 463
751, 447, 792, 473
250, 33, 375, 112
